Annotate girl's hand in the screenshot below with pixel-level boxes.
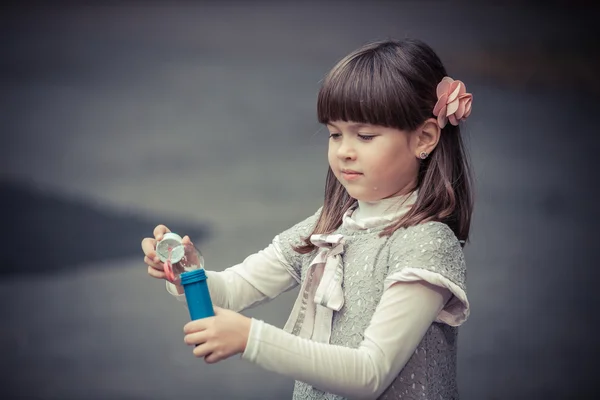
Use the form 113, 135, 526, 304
141, 224, 171, 280
183, 306, 252, 364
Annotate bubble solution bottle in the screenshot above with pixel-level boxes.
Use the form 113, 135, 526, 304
156, 233, 215, 320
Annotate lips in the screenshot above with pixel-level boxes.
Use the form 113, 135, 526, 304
340, 169, 363, 181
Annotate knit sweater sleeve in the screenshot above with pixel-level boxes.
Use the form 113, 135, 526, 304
385, 221, 470, 326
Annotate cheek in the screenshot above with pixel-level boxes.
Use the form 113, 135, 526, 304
327, 146, 337, 168
369, 150, 413, 181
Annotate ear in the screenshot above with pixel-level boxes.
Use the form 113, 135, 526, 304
413, 118, 441, 158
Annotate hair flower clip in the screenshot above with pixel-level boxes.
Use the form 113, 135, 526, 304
432, 77, 473, 128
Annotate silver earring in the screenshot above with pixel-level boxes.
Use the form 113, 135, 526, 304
419, 151, 428, 160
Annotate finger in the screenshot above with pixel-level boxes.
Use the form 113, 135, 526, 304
144, 256, 164, 271
183, 319, 210, 334
193, 342, 215, 358
147, 265, 166, 280
184, 331, 208, 346
204, 351, 223, 364
141, 237, 157, 258
182, 235, 193, 245
154, 225, 171, 241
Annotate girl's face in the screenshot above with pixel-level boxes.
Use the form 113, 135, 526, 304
327, 121, 420, 202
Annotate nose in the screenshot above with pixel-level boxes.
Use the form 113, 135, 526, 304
336, 138, 356, 161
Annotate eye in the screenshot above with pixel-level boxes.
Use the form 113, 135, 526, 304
329, 133, 341, 140
358, 134, 375, 141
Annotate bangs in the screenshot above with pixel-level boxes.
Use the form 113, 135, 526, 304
317, 48, 421, 131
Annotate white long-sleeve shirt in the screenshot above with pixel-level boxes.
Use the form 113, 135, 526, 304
167, 193, 466, 399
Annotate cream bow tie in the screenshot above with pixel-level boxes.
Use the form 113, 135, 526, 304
283, 234, 345, 343
310, 234, 345, 311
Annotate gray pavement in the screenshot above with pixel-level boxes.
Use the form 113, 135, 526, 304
1, 2, 597, 399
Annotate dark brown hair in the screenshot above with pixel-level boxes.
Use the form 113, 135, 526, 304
295, 39, 474, 253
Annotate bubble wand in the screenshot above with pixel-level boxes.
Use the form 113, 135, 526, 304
156, 233, 215, 320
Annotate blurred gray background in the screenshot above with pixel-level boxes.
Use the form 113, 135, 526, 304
1, 1, 598, 399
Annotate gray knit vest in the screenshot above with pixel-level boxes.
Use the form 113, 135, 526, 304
278, 209, 467, 400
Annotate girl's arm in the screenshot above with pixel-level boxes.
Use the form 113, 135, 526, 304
241, 280, 451, 400
166, 237, 299, 312
166, 208, 321, 312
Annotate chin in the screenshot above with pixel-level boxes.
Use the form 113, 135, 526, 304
345, 190, 381, 203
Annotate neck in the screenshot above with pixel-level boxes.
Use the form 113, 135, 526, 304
354, 191, 418, 221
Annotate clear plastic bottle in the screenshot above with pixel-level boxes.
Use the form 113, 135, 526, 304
156, 232, 205, 285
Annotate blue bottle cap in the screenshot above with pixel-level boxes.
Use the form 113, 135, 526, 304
180, 269, 207, 285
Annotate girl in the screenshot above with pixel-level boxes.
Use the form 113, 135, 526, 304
142, 38, 473, 399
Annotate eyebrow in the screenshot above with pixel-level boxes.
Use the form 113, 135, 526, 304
327, 122, 371, 130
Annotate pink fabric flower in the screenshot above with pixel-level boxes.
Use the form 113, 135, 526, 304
432, 77, 473, 128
